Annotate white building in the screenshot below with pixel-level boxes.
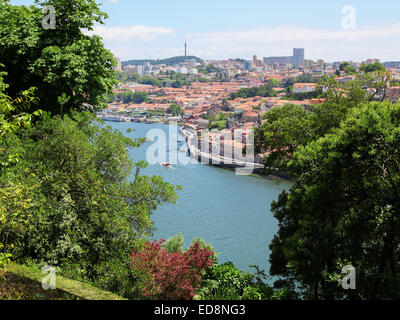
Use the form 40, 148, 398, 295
292, 83, 318, 93
136, 65, 144, 76
188, 68, 198, 75
177, 67, 188, 74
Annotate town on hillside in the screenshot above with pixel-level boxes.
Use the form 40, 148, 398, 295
98, 49, 400, 163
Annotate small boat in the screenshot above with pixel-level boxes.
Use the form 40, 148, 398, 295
162, 162, 171, 168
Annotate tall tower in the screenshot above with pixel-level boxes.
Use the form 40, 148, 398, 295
184, 36, 187, 57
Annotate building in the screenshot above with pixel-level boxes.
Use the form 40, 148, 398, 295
293, 48, 305, 67
384, 61, 400, 68
177, 67, 188, 74
365, 58, 380, 64
263, 55, 293, 66
143, 62, 152, 75
123, 65, 136, 75
292, 83, 318, 93
136, 65, 144, 76
263, 48, 305, 67
252, 55, 265, 68
242, 110, 259, 123
387, 87, 400, 102
303, 59, 314, 68
113, 56, 122, 72
244, 60, 252, 70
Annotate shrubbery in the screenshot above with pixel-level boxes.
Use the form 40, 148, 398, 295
130, 240, 214, 300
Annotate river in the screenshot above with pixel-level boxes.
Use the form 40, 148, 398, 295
105, 121, 292, 276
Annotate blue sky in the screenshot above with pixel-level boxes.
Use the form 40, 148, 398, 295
10, 0, 400, 62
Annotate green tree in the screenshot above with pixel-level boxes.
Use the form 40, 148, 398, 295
339, 62, 350, 71
0, 0, 116, 115
360, 62, 386, 73
344, 65, 357, 75
270, 101, 400, 300
166, 103, 184, 117
358, 70, 392, 101
0, 71, 42, 270
254, 104, 315, 172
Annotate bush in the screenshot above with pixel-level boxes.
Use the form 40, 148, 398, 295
130, 240, 214, 300
197, 262, 254, 300
197, 262, 282, 300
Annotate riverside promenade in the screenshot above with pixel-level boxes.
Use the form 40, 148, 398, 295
180, 127, 265, 174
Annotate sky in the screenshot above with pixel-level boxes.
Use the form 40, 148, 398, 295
10, 0, 400, 62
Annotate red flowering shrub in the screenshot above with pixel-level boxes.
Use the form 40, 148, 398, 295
130, 240, 214, 300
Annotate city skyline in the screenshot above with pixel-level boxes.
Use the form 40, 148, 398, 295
11, 0, 400, 62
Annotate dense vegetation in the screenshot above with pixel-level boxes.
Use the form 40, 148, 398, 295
254, 68, 400, 299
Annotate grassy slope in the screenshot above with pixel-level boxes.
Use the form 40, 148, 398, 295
1, 262, 125, 300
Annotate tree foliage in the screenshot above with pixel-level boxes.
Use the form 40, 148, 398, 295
166, 103, 184, 117
360, 62, 386, 73
254, 104, 315, 172
0, 0, 116, 115
0, 112, 179, 287
269, 102, 400, 299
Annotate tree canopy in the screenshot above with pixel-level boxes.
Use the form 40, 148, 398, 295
269, 102, 400, 299
0, 0, 116, 115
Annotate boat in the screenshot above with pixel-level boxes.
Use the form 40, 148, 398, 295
162, 162, 172, 168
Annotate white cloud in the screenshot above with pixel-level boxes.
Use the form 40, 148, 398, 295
187, 23, 400, 61
87, 25, 175, 42
86, 22, 400, 61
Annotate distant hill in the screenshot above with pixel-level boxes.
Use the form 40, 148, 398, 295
122, 56, 204, 66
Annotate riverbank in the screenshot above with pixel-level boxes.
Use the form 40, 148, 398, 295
97, 113, 184, 125
180, 127, 294, 181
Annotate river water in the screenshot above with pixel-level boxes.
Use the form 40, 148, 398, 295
106, 121, 292, 275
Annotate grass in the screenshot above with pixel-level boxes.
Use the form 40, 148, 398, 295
0, 262, 126, 300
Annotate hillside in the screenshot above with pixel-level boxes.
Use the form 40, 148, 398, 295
122, 56, 204, 66
0, 263, 125, 300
